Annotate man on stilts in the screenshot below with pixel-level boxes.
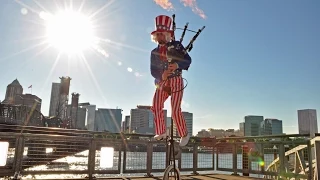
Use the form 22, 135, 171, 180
150, 15, 192, 146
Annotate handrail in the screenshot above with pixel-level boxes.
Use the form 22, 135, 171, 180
216, 133, 311, 140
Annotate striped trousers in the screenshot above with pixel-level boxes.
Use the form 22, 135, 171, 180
151, 76, 188, 137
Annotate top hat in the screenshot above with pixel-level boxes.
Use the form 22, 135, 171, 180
151, 15, 174, 36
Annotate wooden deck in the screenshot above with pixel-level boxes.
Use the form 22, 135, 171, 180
36, 174, 267, 180
93, 174, 265, 180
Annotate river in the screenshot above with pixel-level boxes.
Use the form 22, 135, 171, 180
18, 150, 275, 179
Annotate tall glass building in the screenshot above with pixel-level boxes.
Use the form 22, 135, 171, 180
260, 119, 283, 135
244, 115, 264, 136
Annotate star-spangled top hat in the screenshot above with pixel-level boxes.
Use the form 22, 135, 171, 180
151, 15, 174, 36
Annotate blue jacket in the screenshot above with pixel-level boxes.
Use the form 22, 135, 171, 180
150, 41, 192, 83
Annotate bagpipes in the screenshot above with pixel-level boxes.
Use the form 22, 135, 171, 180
166, 14, 205, 70
171, 14, 205, 53
163, 14, 205, 95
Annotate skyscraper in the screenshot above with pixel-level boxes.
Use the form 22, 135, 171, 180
65, 94, 87, 130
58, 76, 71, 120
260, 119, 283, 135
298, 109, 318, 137
167, 117, 177, 136
183, 112, 193, 136
48, 77, 71, 119
244, 115, 264, 136
169, 112, 193, 137
69, 93, 80, 129
4, 79, 23, 104
121, 115, 130, 132
129, 106, 152, 133
49, 82, 60, 117
84, 105, 96, 131
95, 108, 122, 133
239, 122, 245, 136
129, 105, 167, 134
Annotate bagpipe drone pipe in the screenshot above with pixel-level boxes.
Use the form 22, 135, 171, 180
166, 14, 205, 69
162, 14, 205, 95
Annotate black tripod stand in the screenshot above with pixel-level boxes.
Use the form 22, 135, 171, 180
163, 118, 181, 180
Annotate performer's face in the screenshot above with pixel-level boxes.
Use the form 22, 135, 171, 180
156, 33, 166, 44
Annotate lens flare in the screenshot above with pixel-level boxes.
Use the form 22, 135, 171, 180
258, 159, 265, 166
45, 10, 95, 54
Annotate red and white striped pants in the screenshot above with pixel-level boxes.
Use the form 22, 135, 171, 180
151, 76, 188, 137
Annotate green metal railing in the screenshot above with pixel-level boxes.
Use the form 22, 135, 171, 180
0, 124, 318, 180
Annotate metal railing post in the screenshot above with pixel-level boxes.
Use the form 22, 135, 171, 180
146, 142, 153, 177
216, 147, 219, 170
178, 149, 182, 170
87, 139, 96, 180
122, 143, 127, 173
314, 140, 320, 180
260, 144, 265, 174
13, 135, 24, 175
165, 142, 169, 168
242, 145, 249, 176
307, 140, 313, 180
192, 143, 199, 175
212, 146, 215, 170
118, 144, 122, 174
231, 144, 238, 176
278, 144, 285, 178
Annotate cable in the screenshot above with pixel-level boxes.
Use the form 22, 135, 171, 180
160, 77, 188, 95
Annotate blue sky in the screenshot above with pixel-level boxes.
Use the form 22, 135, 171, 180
0, 0, 319, 135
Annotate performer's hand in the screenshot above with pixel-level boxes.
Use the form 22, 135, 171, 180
168, 63, 179, 71
162, 70, 171, 80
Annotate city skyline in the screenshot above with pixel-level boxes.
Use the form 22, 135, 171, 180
0, 0, 319, 134
1, 77, 317, 136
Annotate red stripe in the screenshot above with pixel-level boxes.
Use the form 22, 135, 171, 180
172, 78, 183, 135
152, 76, 187, 137
151, 81, 169, 135
170, 76, 187, 137
158, 16, 163, 25
164, 16, 169, 28
166, 17, 171, 29
156, 16, 160, 27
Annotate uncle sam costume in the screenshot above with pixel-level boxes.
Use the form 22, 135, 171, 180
150, 15, 192, 146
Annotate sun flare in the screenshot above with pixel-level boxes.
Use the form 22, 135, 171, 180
44, 10, 96, 54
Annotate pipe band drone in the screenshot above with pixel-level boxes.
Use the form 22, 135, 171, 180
171, 14, 205, 53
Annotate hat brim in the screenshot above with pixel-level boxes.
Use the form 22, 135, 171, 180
151, 29, 174, 36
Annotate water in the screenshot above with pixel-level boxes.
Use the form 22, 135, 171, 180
8, 150, 276, 179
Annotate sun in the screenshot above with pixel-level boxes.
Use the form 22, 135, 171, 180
44, 10, 96, 54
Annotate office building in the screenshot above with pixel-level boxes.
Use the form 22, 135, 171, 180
85, 105, 96, 131
239, 122, 245, 136
48, 77, 71, 119
14, 94, 42, 112
260, 118, 283, 135
168, 112, 193, 137
298, 109, 318, 137
4, 79, 23, 104
183, 112, 193, 136
129, 105, 167, 134
95, 108, 122, 133
244, 115, 264, 136
48, 83, 60, 116
121, 115, 130, 132
129, 106, 152, 133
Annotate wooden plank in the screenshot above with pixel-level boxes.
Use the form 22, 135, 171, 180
20, 174, 266, 180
